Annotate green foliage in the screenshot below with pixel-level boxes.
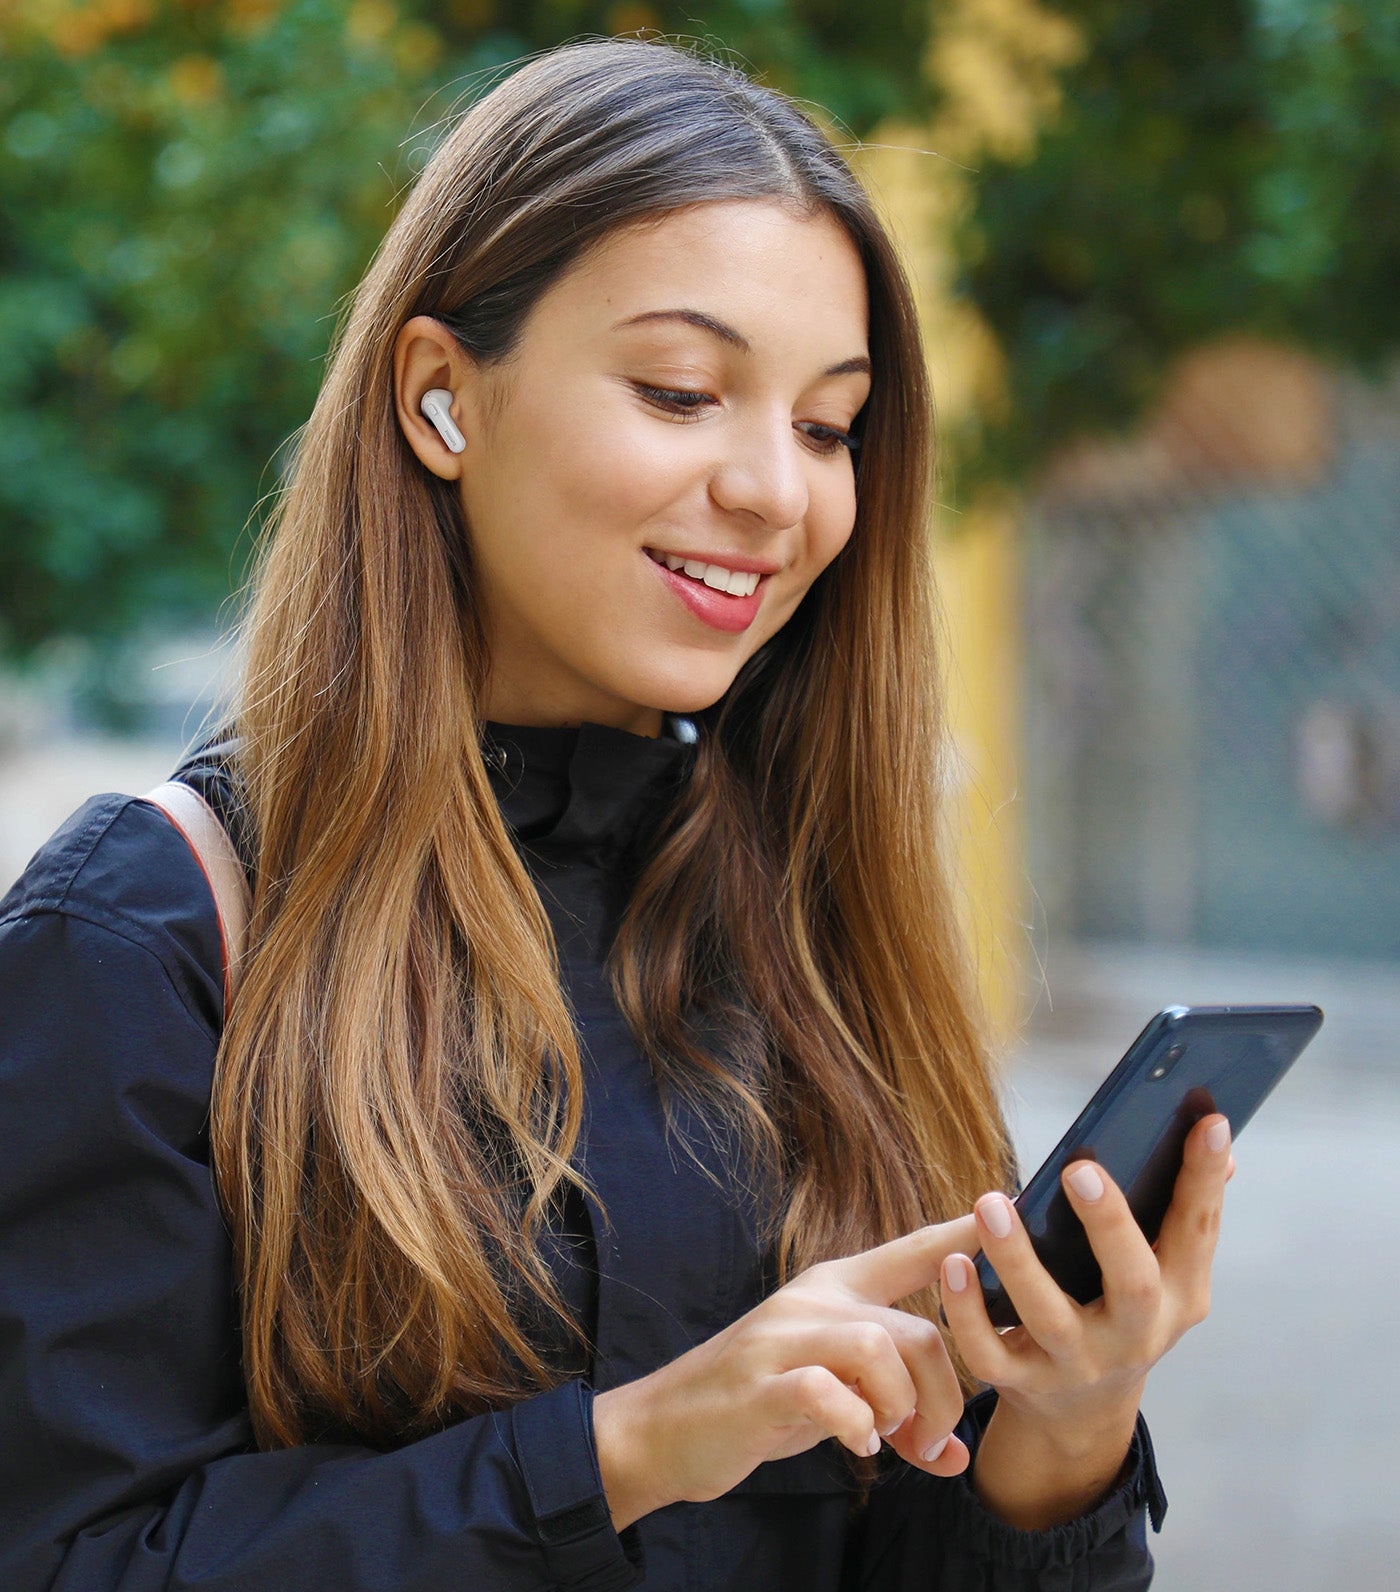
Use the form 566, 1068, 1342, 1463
432, 0, 935, 136
1252, 0, 1400, 356
4, 0, 1397, 661
955, 0, 1400, 486
0, 1, 425, 660
0, 0, 936, 664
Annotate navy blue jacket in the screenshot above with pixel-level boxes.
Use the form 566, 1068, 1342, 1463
0, 720, 1166, 1589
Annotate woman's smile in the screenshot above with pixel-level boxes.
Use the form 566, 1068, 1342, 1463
644, 549, 767, 597
642, 547, 772, 633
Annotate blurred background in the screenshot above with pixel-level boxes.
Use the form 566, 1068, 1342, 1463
2, 1, 1397, 1584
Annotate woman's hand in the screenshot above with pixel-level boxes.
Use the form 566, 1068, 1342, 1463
938, 1112, 1236, 1529
593, 1213, 981, 1532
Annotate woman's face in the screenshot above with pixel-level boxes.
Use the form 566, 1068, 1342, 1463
397, 199, 872, 736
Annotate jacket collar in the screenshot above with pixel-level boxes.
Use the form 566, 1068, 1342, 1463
481, 716, 697, 860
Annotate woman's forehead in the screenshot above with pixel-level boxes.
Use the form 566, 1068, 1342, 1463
534, 201, 870, 364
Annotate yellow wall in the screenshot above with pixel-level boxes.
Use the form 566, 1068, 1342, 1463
935, 504, 1025, 1044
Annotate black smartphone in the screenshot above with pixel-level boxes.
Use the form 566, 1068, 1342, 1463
971, 1004, 1324, 1329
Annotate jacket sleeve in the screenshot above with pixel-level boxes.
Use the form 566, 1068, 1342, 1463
0, 890, 643, 1591
847, 1388, 1167, 1592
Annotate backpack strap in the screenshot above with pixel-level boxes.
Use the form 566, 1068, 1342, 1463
142, 779, 252, 1016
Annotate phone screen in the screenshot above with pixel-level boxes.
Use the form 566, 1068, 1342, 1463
974, 1004, 1323, 1328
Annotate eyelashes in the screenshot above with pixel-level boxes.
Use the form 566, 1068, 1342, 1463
633, 383, 861, 456
635, 384, 709, 412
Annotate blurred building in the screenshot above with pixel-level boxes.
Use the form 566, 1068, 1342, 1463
1025, 342, 1400, 962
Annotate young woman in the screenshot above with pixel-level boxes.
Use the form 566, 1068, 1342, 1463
0, 37, 1230, 1591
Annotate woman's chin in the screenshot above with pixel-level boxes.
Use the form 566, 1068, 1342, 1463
649, 681, 737, 719
627, 661, 746, 720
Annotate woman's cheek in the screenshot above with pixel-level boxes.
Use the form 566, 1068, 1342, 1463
562, 403, 702, 520
801, 497, 858, 591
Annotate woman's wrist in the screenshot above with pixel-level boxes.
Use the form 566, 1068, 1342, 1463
592, 1379, 671, 1534
969, 1386, 1143, 1532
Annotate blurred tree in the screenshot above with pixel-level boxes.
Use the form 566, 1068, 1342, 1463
954, 0, 1400, 485
0, 0, 931, 666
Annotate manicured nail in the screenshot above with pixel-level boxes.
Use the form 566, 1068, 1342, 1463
1067, 1163, 1104, 1202
977, 1193, 1013, 1239
1207, 1119, 1231, 1154
921, 1435, 950, 1464
865, 1430, 883, 1457
944, 1254, 971, 1293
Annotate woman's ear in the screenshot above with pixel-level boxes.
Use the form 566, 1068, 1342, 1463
393, 314, 481, 479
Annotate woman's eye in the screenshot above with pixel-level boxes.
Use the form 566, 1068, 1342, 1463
635, 383, 714, 417
798, 422, 860, 456
634, 384, 859, 457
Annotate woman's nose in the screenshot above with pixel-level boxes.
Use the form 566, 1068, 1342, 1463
707, 417, 810, 530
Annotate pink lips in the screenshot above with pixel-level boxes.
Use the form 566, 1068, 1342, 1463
645, 550, 767, 634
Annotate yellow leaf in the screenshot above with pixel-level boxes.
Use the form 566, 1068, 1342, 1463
347, 0, 395, 47
168, 53, 225, 107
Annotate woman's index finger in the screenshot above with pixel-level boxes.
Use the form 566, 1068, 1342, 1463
828, 1214, 981, 1306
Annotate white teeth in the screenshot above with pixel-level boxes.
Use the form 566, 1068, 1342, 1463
654, 551, 760, 597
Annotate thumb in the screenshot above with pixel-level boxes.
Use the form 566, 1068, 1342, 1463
827, 1213, 981, 1308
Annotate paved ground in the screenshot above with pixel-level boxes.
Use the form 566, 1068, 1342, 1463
4, 741, 1399, 1588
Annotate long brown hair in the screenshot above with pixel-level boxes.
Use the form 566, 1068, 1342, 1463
222, 35, 1012, 1450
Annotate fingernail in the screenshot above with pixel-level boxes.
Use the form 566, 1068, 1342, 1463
1067, 1163, 1104, 1202
878, 1417, 903, 1437
921, 1435, 950, 1464
944, 1254, 970, 1293
977, 1194, 1013, 1239
865, 1430, 882, 1457
1207, 1119, 1231, 1154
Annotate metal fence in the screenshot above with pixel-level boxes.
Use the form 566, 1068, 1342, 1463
1020, 354, 1400, 962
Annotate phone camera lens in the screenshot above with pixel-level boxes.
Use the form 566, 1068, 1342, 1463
1150, 1042, 1185, 1080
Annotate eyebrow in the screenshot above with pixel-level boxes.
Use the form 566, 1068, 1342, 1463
611, 308, 871, 379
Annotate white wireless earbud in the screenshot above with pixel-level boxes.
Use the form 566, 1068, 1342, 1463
420, 388, 465, 454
